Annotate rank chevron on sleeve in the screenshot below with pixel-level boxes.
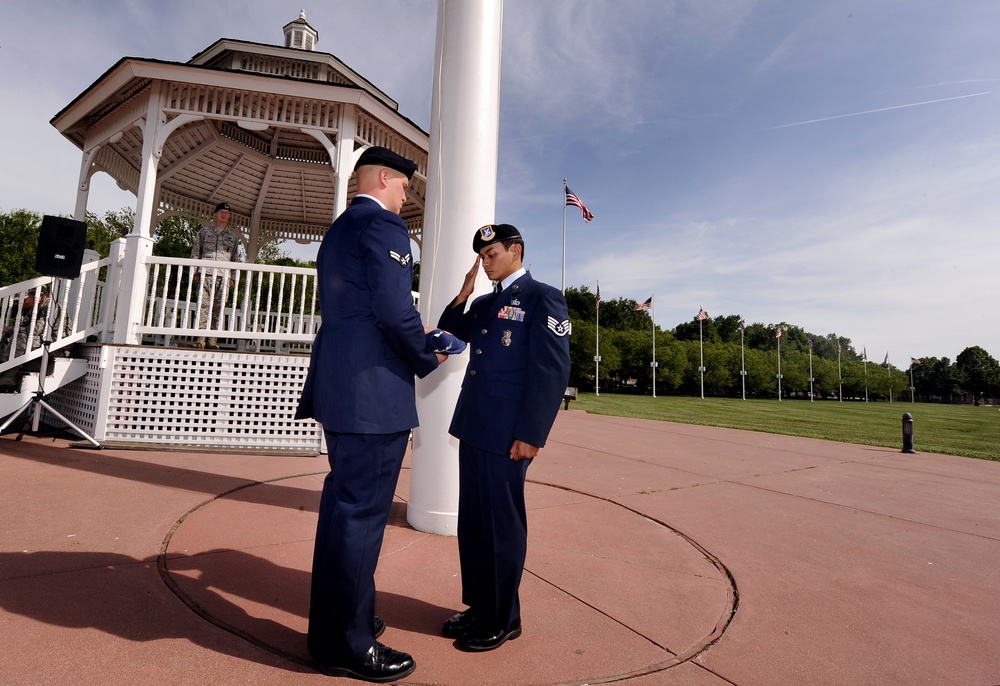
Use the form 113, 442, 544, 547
547, 316, 572, 336
388, 250, 411, 267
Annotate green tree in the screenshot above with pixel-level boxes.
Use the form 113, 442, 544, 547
564, 286, 598, 322
955, 346, 1000, 406
0, 209, 41, 286
714, 314, 745, 344
85, 209, 130, 257
153, 214, 201, 258
674, 316, 720, 343
601, 298, 654, 332
608, 328, 654, 392
913, 357, 959, 402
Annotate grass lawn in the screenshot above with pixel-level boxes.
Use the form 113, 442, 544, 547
571, 393, 1000, 462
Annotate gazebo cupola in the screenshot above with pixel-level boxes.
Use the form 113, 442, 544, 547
284, 10, 319, 51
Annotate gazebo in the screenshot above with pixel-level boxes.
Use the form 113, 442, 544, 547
4, 12, 433, 451
51, 10, 429, 262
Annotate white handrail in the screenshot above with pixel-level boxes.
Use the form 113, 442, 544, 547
0, 258, 107, 373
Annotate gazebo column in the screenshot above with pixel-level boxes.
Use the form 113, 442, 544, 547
111, 83, 163, 344
409, 0, 503, 535
74, 146, 99, 221
333, 107, 358, 219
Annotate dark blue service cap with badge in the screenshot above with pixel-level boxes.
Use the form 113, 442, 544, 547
214, 202, 231, 213
426, 329, 467, 355
355, 146, 418, 181
473, 223, 522, 253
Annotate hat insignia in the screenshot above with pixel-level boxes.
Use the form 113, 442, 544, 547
479, 225, 496, 242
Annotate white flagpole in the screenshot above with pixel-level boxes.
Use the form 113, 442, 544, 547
561, 178, 567, 293
776, 329, 782, 402
910, 362, 915, 403
699, 314, 705, 399
651, 295, 657, 398
740, 320, 746, 400
886, 354, 892, 403
595, 282, 600, 397
864, 349, 868, 402
838, 344, 843, 402
809, 341, 814, 402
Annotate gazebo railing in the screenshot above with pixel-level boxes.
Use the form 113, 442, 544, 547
139, 256, 319, 352
0, 259, 107, 374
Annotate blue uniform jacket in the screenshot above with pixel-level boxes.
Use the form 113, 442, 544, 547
296, 197, 439, 433
438, 272, 571, 455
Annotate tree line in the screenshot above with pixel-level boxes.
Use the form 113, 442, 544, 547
563, 286, 1000, 405
3, 209, 998, 403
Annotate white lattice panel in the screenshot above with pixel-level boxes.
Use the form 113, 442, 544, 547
43, 344, 104, 434
50, 344, 323, 452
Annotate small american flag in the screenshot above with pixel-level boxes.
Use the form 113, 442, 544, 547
740, 319, 745, 335
596, 285, 602, 310
808, 338, 813, 349
565, 185, 594, 222
862, 347, 867, 361
911, 357, 922, 365
883, 353, 889, 365
633, 296, 652, 312
696, 308, 708, 321
775, 326, 782, 338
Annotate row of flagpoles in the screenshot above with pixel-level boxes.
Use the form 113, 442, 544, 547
561, 182, 923, 401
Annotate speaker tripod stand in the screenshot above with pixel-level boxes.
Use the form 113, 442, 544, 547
0, 282, 101, 448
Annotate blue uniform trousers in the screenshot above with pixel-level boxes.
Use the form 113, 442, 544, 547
308, 430, 409, 660
457, 442, 531, 630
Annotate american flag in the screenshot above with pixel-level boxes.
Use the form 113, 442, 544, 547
775, 326, 782, 338
696, 308, 708, 321
633, 296, 652, 311
862, 347, 867, 361
565, 185, 594, 222
596, 285, 602, 310
740, 319, 745, 335
808, 338, 813, 349
883, 353, 889, 365
911, 357, 922, 365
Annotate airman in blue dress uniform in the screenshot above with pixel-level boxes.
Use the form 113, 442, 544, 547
437, 223, 571, 652
296, 146, 446, 682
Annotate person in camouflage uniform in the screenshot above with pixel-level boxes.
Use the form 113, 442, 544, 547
190, 202, 241, 349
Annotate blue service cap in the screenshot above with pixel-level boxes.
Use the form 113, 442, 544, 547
473, 223, 522, 253
355, 146, 418, 180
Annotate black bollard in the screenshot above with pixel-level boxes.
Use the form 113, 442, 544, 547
901, 412, 916, 454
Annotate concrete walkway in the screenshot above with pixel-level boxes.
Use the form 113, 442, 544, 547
2, 410, 999, 685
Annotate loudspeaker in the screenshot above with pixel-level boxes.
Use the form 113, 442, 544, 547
36, 215, 87, 279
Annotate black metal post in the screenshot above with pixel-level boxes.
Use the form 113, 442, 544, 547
901, 412, 915, 454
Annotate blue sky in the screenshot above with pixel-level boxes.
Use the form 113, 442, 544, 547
2, 0, 999, 363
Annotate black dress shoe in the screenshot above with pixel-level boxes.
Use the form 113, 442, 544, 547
442, 608, 480, 638
374, 615, 385, 638
458, 618, 522, 652
312, 641, 415, 682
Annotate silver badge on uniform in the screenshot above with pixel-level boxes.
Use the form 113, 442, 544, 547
501, 330, 512, 347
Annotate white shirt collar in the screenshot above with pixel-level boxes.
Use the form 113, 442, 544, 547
500, 267, 526, 291
355, 193, 386, 210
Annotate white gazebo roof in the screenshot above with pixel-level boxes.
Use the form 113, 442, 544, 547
51, 27, 429, 258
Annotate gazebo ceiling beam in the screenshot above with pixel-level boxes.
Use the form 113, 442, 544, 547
208, 151, 247, 203
157, 136, 220, 182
